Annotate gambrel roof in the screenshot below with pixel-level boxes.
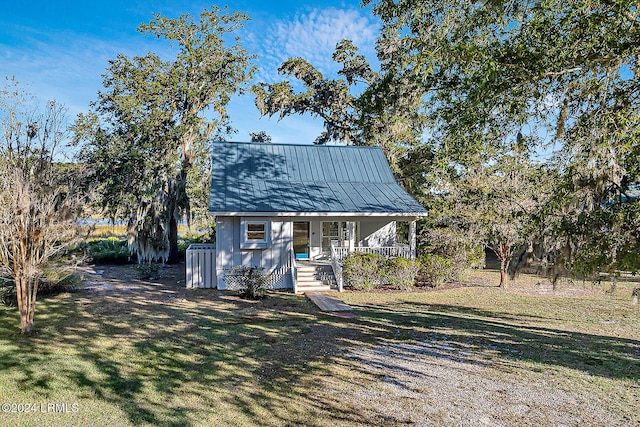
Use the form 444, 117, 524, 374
208, 141, 427, 217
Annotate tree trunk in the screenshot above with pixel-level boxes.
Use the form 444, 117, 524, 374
16, 277, 33, 333
27, 281, 38, 331
167, 213, 179, 264
499, 258, 508, 289
498, 250, 511, 289
494, 242, 511, 289
609, 275, 617, 296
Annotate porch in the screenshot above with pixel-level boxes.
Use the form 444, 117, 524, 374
292, 219, 417, 261
290, 218, 418, 294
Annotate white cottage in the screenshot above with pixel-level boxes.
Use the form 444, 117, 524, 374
207, 141, 427, 293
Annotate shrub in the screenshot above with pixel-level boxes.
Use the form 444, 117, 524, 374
343, 252, 385, 291
39, 267, 83, 295
178, 229, 216, 261
84, 238, 131, 264
382, 257, 420, 290
0, 276, 15, 305
416, 254, 456, 287
419, 227, 485, 273
225, 266, 270, 299
135, 263, 161, 280
1, 267, 81, 306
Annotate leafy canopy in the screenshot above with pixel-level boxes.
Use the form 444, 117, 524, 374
74, 6, 256, 263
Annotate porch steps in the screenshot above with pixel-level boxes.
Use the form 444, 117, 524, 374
295, 264, 336, 294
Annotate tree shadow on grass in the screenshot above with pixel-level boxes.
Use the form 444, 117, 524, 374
350, 302, 640, 382
0, 276, 384, 425
0, 267, 638, 426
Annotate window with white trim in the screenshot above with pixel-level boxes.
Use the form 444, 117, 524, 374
240, 218, 270, 249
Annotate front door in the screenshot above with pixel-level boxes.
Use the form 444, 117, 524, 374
321, 221, 360, 256
293, 222, 310, 259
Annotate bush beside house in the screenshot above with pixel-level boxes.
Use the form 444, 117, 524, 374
382, 257, 421, 290
342, 252, 386, 291
343, 252, 421, 291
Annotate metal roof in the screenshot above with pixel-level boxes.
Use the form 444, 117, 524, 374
208, 142, 427, 216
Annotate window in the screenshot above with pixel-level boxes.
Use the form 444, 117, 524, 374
246, 222, 266, 241
240, 218, 270, 249
321, 221, 359, 253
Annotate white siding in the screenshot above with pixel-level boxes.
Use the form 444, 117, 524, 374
216, 215, 293, 289
360, 220, 396, 247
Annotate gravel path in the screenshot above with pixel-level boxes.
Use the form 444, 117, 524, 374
332, 335, 630, 426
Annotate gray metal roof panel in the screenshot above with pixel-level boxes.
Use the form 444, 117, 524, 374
209, 142, 427, 215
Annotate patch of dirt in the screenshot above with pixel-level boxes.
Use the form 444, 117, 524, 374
78, 263, 186, 293
330, 337, 628, 427
74, 263, 307, 317
74, 263, 193, 317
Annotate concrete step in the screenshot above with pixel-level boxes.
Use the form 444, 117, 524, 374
295, 263, 336, 294
297, 267, 333, 273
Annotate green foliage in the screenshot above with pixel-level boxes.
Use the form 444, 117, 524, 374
253, 41, 372, 146
253, 39, 424, 174
0, 276, 14, 305
0, 268, 81, 306
249, 131, 272, 143
73, 6, 256, 264
416, 254, 457, 288
178, 226, 216, 260
342, 252, 385, 291
366, 0, 640, 280
84, 238, 131, 264
135, 263, 161, 280
416, 150, 549, 287
226, 266, 270, 299
381, 257, 420, 290
419, 221, 485, 273
39, 268, 83, 295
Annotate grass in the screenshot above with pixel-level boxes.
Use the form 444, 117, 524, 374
0, 266, 638, 426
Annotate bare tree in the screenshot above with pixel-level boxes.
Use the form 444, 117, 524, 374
0, 77, 86, 333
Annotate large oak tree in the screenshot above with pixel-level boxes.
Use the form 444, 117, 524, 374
367, 0, 640, 279
74, 6, 255, 263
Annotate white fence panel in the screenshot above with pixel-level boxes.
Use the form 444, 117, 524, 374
185, 244, 216, 288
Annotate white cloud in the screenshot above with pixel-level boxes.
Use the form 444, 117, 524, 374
254, 7, 379, 83
0, 22, 174, 117
0, 5, 381, 146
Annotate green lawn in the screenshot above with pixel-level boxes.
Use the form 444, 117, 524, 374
0, 266, 638, 426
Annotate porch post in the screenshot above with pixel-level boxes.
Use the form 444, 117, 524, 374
409, 220, 417, 260
347, 221, 355, 253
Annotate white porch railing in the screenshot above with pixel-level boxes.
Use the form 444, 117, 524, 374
330, 243, 344, 292
332, 245, 414, 261
330, 243, 414, 292
290, 248, 298, 295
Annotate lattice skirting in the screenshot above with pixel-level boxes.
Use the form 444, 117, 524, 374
223, 267, 292, 290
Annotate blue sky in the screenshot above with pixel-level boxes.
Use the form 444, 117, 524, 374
0, 1, 380, 145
